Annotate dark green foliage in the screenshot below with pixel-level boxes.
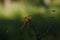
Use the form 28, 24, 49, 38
30, 14, 48, 33
0, 13, 60, 40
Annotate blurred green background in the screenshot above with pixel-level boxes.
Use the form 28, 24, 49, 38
0, 0, 60, 40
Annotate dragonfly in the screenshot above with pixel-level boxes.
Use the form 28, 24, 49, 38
20, 16, 56, 40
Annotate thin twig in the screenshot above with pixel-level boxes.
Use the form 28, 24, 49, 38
28, 18, 41, 40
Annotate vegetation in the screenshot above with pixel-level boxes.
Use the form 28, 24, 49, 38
0, 0, 60, 40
